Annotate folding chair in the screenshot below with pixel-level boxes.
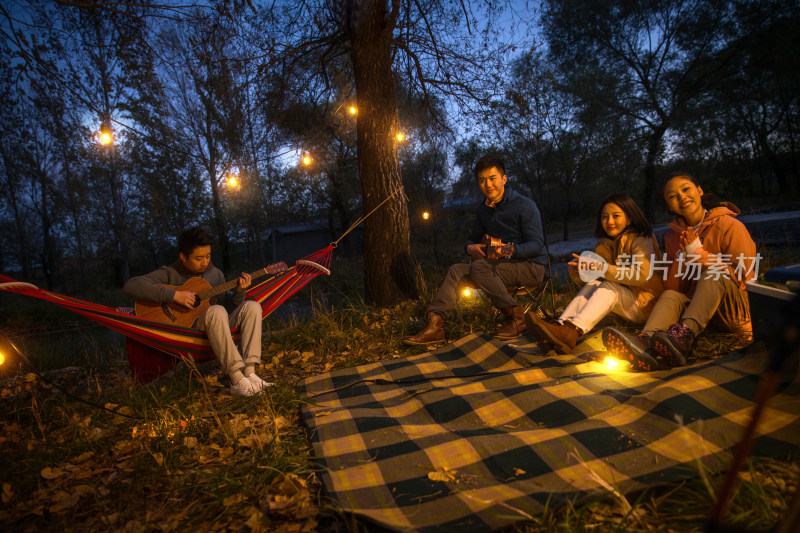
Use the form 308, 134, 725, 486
507, 277, 556, 320
460, 275, 556, 321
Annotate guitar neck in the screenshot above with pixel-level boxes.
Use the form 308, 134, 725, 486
198, 266, 273, 300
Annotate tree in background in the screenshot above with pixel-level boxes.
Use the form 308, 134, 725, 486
671, 0, 800, 199
254, 0, 509, 305
542, 0, 750, 220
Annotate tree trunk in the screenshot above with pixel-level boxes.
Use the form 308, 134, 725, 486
347, 0, 418, 306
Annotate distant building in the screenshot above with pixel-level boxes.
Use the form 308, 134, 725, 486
265, 220, 363, 263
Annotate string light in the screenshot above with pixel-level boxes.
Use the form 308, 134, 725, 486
422, 211, 430, 220
225, 167, 240, 189
348, 105, 357, 115
97, 116, 113, 146
462, 287, 474, 298
396, 132, 405, 142
302, 153, 312, 166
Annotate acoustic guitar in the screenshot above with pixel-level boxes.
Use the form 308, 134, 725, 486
134, 262, 288, 328
481, 234, 511, 260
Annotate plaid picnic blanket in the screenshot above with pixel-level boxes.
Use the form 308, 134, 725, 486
297, 333, 800, 532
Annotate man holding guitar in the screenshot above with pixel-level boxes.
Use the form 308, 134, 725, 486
123, 227, 287, 396
405, 155, 546, 345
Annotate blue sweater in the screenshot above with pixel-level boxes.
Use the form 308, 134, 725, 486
465, 188, 545, 259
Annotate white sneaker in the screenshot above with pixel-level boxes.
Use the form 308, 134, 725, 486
248, 373, 274, 393
230, 377, 258, 397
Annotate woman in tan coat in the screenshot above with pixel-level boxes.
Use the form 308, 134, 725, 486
526, 194, 663, 354
603, 172, 758, 371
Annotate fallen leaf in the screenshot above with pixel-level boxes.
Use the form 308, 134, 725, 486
246, 507, 266, 532
41, 467, 64, 480
238, 433, 274, 449
73, 451, 94, 464
184, 436, 197, 449
274, 416, 289, 430
2, 482, 13, 503
116, 406, 135, 417
427, 467, 457, 483
112, 440, 138, 457
514, 467, 527, 476
223, 493, 245, 506
151, 452, 164, 466
50, 490, 81, 512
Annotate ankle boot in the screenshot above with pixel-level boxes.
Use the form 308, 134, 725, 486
493, 306, 527, 339
404, 312, 445, 345
526, 314, 581, 354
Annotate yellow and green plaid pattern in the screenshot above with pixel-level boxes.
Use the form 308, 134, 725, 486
298, 334, 800, 532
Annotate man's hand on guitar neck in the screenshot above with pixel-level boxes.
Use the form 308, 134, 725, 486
468, 242, 514, 260
235, 272, 252, 292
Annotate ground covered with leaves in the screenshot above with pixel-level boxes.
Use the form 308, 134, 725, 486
2, 255, 799, 531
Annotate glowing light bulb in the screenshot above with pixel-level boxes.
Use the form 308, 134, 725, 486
422, 211, 430, 220
348, 106, 357, 115
605, 357, 619, 370
227, 175, 239, 189
98, 131, 112, 145
462, 287, 473, 298
396, 132, 405, 142
302, 155, 312, 166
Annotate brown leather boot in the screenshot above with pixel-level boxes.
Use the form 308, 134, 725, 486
525, 313, 581, 354
403, 312, 445, 345
493, 306, 527, 339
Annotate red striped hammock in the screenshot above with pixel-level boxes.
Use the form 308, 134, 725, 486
0, 246, 333, 382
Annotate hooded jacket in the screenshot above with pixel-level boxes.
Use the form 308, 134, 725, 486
663, 202, 756, 334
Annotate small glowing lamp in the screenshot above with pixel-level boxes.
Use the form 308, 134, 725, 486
348, 106, 357, 115
605, 356, 620, 370
227, 175, 239, 189
396, 132, 405, 142
422, 211, 430, 220
98, 129, 113, 146
302, 153, 312, 166
462, 287, 474, 298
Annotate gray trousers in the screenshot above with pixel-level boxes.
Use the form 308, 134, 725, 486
642, 276, 749, 336
194, 300, 262, 373
427, 259, 546, 315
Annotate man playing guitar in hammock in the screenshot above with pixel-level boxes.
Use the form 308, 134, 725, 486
123, 227, 286, 396
405, 155, 547, 345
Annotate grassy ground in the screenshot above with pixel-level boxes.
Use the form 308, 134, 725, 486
1, 246, 798, 532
